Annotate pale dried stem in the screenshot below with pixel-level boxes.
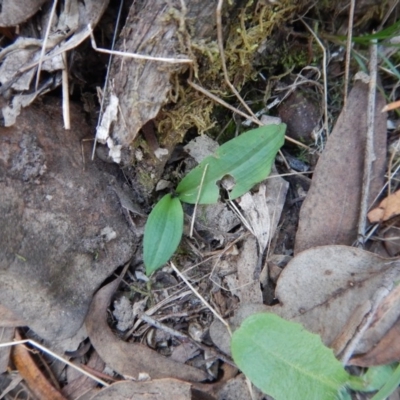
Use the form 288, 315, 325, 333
216, 0, 258, 120
89, 26, 193, 64
301, 18, 329, 137
187, 80, 310, 150
61, 52, 70, 130
344, 0, 355, 107
190, 163, 209, 237
35, 0, 58, 91
170, 262, 232, 336
357, 41, 378, 245
0, 339, 109, 387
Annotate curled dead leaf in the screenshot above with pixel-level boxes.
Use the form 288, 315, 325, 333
85, 279, 207, 382
12, 330, 66, 400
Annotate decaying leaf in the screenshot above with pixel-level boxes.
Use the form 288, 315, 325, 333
12, 330, 67, 400
368, 190, 400, 223
0, 0, 109, 126
88, 379, 191, 400
85, 278, 207, 382
61, 351, 105, 400
295, 81, 387, 254
0, 0, 47, 27
350, 319, 400, 367
273, 245, 400, 349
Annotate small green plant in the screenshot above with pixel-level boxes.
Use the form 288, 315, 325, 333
231, 313, 399, 400
143, 124, 286, 275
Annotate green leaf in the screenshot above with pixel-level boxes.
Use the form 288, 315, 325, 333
143, 194, 183, 275
176, 124, 285, 204
348, 365, 395, 393
231, 313, 350, 400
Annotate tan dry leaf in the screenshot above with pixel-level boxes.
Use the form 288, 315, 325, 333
85, 279, 207, 382
89, 379, 191, 400
273, 245, 400, 348
12, 330, 67, 400
0, 0, 47, 27
368, 190, 400, 223
349, 319, 400, 366
295, 81, 387, 254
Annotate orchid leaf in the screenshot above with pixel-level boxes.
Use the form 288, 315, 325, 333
143, 194, 183, 275
176, 124, 285, 204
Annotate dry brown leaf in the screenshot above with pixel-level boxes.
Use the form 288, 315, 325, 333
353, 283, 400, 355
273, 245, 400, 349
88, 379, 191, 400
12, 330, 67, 400
0, 327, 14, 374
0, 0, 47, 27
368, 190, 400, 223
349, 319, 400, 366
295, 81, 387, 254
85, 279, 207, 382
61, 351, 105, 400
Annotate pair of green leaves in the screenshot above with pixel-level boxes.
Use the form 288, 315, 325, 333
143, 123, 286, 275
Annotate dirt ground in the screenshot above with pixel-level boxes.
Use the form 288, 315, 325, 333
1, 1, 400, 399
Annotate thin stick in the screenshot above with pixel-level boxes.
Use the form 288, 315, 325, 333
344, 0, 356, 107
89, 26, 193, 65
357, 40, 378, 245
92, 0, 124, 161
0, 339, 109, 387
216, 0, 258, 120
190, 163, 209, 237
170, 262, 232, 336
61, 52, 70, 130
35, 0, 58, 91
301, 18, 329, 137
187, 80, 310, 150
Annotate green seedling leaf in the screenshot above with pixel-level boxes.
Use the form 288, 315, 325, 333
347, 365, 394, 393
177, 124, 285, 204
231, 313, 349, 400
143, 194, 183, 275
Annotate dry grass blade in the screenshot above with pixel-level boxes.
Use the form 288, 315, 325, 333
357, 40, 378, 245
35, 0, 58, 91
170, 262, 232, 336
344, 0, 356, 107
88, 25, 193, 64
216, 0, 258, 120
300, 18, 329, 138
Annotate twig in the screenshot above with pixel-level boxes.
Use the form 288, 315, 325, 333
35, 0, 58, 91
344, 0, 355, 107
190, 163, 209, 237
61, 52, 70, 130
170, 262, 232, 336
88, 25, 193, 64
357, 40, 378, 245
139, 312, 189, 341
187, 80, 310, 150
216, 0, 258, 120
301, 18, 329, 137
0, 339, 109, 387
